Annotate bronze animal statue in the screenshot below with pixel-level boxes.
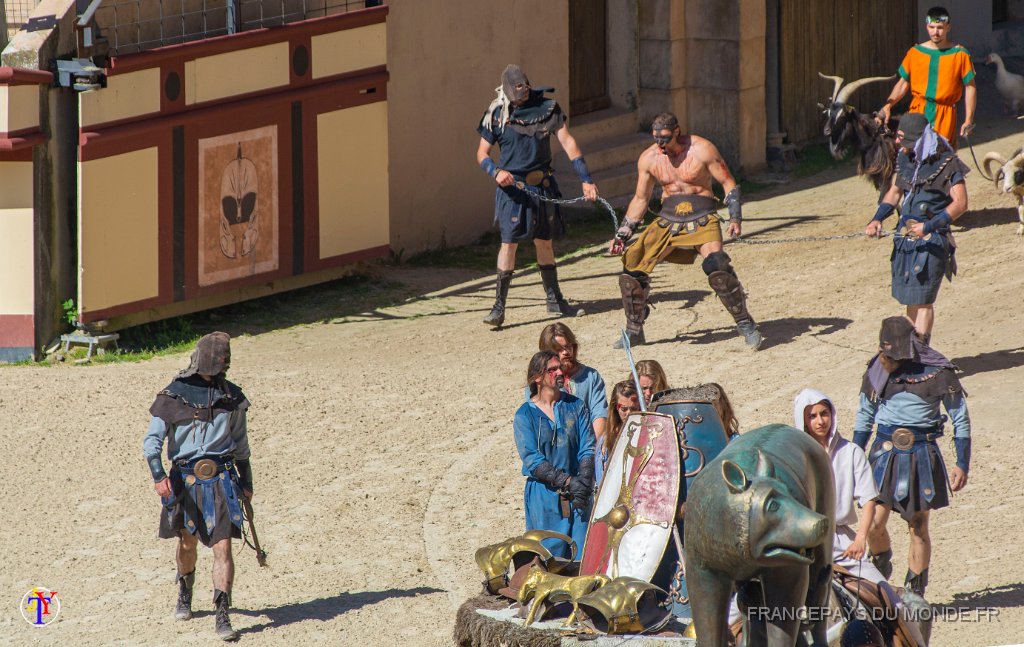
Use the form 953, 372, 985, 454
819, 72, 899, 196
684, 424, 835, 647
516, 565, 610, 627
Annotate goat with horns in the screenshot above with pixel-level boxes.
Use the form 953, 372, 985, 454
819, 73, 898, 195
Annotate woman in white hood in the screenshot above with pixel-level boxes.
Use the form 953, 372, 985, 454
793, 388, 887, 584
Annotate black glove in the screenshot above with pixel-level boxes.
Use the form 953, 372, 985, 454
533, 461, 571, 492
569, 457, 595, 510
235, 458, 254, 493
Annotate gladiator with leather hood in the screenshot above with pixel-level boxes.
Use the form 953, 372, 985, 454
476, 64, 599, 328
143, 332, 253, 641
609, 112, 763, 350
854, 316, 971, 597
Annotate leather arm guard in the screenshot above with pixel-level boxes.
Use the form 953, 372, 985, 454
616, 218, 640, 241
235, 458, 254, 492
533, 461, 571, 493
954, 437, 971, 473
569, 456, 595, 509
146, 454, 167, 482
571, 156, 594, 184
923, 210, 952, 234
723, 186, 742, 222
853, 431, 871, 451
871, 202, 895, 224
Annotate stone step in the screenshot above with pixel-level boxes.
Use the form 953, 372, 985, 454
564, 106, 641, 142
591, 161, 640, 203
553, 131, 651, 176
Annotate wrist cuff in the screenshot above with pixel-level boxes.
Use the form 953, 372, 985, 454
871, 203, 895, 223
853, 431, 871, 450
571, 157, 594, 184
146, 455, 167, 482
954, 437, 971, 472
923, 210, 951, 234
479, 157, 498, 178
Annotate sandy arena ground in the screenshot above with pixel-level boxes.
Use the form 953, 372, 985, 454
3, 118, 1024, 645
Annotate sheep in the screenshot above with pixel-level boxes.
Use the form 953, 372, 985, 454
982, 148, 1024, 235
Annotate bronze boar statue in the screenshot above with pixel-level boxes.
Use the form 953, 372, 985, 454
684, 424, 835, 647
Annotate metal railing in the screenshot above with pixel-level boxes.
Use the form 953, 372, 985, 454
92, 0, 380, 56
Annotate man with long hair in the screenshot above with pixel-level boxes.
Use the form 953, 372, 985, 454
513, 351, 595, 557
538, 322, 607, 445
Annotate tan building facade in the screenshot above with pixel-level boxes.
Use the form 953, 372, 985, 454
1, 0, 776, 360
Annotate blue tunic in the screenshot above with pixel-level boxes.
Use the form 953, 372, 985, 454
513, 394, 594, 558
891, 148, 967, 305
478, 93, 567, 243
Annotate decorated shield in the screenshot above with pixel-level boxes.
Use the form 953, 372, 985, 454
579, 412, 679, 582
652, 386, 732, 500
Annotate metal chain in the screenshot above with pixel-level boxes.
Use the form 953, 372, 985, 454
667, 562, 689, 606
512, 182, 620, 232
513, 183, 908, 246
728, 229, 900, 245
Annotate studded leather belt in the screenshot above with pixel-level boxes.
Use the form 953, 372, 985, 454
877, 426, 943, 451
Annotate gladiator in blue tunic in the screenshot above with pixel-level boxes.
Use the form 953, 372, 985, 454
513, 393, 594, 558
853, 317, 971, 519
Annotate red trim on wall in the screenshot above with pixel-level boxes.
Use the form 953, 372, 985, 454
0, 67, 53, 85
0, 130, 46, 151
81, 295, 166, 324
79, 67, 387, 153
0, 314, 34, 345
0, 147, 33, 161
107, 6, 388, 75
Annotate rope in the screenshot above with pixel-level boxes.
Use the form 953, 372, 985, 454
962, 132, 995, 182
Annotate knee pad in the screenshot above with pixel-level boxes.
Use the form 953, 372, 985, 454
625, 270, 650, 287
701, 251, 733, 276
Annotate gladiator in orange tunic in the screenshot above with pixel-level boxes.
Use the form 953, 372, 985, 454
876, 7, 976, 148
898, 44, 975, 146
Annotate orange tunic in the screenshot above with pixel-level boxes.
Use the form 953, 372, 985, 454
898, 44, 975, 147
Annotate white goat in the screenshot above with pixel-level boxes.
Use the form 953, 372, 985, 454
983, 148, 1024, 235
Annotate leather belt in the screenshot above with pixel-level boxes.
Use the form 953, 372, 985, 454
514, 168, 554, 187
658, 194, 720, 223
175, 456, 234, 481
877, 426, 942, 451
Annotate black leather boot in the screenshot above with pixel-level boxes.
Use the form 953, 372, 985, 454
708, 270, 763, 349
539, 264, 582, 317
612, 273, 650, 348
905, 568, 928, 596
174, 570, 195, 620
871, 549, 893, 580
483, 270, 513, 327
213, 589, 238, 641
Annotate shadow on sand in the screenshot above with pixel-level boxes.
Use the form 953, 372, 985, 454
233, 586, 445, 636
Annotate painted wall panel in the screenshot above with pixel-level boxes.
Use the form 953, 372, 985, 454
185, 43, 290, 105
80, 68, 162, 127
0, 208, 34, 313
0, 85, 40, 133
317, 101, 388, 259
0, 162, 33, 208
311, 22, 386, 79
78, 148, 160, 313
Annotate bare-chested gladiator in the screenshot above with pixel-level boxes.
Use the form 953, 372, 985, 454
609, 112, 763, 349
